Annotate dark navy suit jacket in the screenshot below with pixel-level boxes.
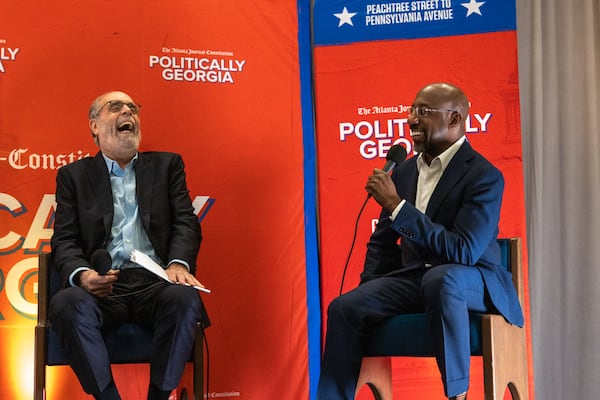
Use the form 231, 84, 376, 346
361, 141, 524, 327
51, 151, 202, 285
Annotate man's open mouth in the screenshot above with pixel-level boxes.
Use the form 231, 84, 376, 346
118, 122, 134, 132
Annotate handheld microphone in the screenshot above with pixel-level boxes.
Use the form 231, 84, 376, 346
382, 144, 408, 174
367, 145, 408, 199
90, 249, 112, 275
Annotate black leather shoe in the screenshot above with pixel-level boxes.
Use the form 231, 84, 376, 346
449, 392, 467, 400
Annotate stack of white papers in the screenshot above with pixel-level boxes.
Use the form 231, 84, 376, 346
130, 249, 211, 293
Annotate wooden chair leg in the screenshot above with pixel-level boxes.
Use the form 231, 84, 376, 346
35, 253, 50, 400
34, 325, 47, 400
355, 356, 392, 400
193, 322, 204, 400
482, 315, 529, 400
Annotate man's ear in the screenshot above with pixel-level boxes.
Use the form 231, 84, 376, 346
448, 111, 462, 128
89, 120, 99, 145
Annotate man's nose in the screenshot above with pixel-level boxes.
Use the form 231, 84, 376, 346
407, 113, 420, 125
121, 104, 133, 114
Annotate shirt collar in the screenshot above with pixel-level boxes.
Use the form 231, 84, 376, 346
416, 135, 466, 172
102, 152, 138, 174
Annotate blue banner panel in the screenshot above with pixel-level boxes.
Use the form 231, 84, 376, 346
314, 0, 516, 45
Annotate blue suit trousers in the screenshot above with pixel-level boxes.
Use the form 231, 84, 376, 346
49, 268, 202, 396
317, 264, 495, 399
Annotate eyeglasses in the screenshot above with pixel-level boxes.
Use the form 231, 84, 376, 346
95, 100, 141, 117
408, 106, 457, 118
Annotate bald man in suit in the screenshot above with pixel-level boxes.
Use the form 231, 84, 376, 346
49, 90, 209, 400
317, 83, 523, 400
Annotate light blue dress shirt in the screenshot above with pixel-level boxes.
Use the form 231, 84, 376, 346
68, 153, 189, 286
104, 154, 158, 269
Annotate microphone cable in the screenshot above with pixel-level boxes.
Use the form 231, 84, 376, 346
338, 145, 407, 296
339, 194, 370, 296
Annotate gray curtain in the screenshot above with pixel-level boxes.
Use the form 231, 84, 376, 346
517, 0, 600, 398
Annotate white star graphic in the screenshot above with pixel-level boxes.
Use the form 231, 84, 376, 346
334, 7, 357, 27
461, 0, 486, 17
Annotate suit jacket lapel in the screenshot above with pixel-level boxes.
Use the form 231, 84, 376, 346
88, 152, 114, 237
399, 158, 419, 204
135, 153, 154, 230
426, 141, 474, 218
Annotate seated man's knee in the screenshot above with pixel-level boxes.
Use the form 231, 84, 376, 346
50, 287, 95, 311
160, 285, 202, 319
49, 287, 99, 325
326, 291, 362, 325
421, 266, 462, 305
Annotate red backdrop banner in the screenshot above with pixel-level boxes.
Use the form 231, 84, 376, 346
312, 2, 532, 397
0, 1, 310, 399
